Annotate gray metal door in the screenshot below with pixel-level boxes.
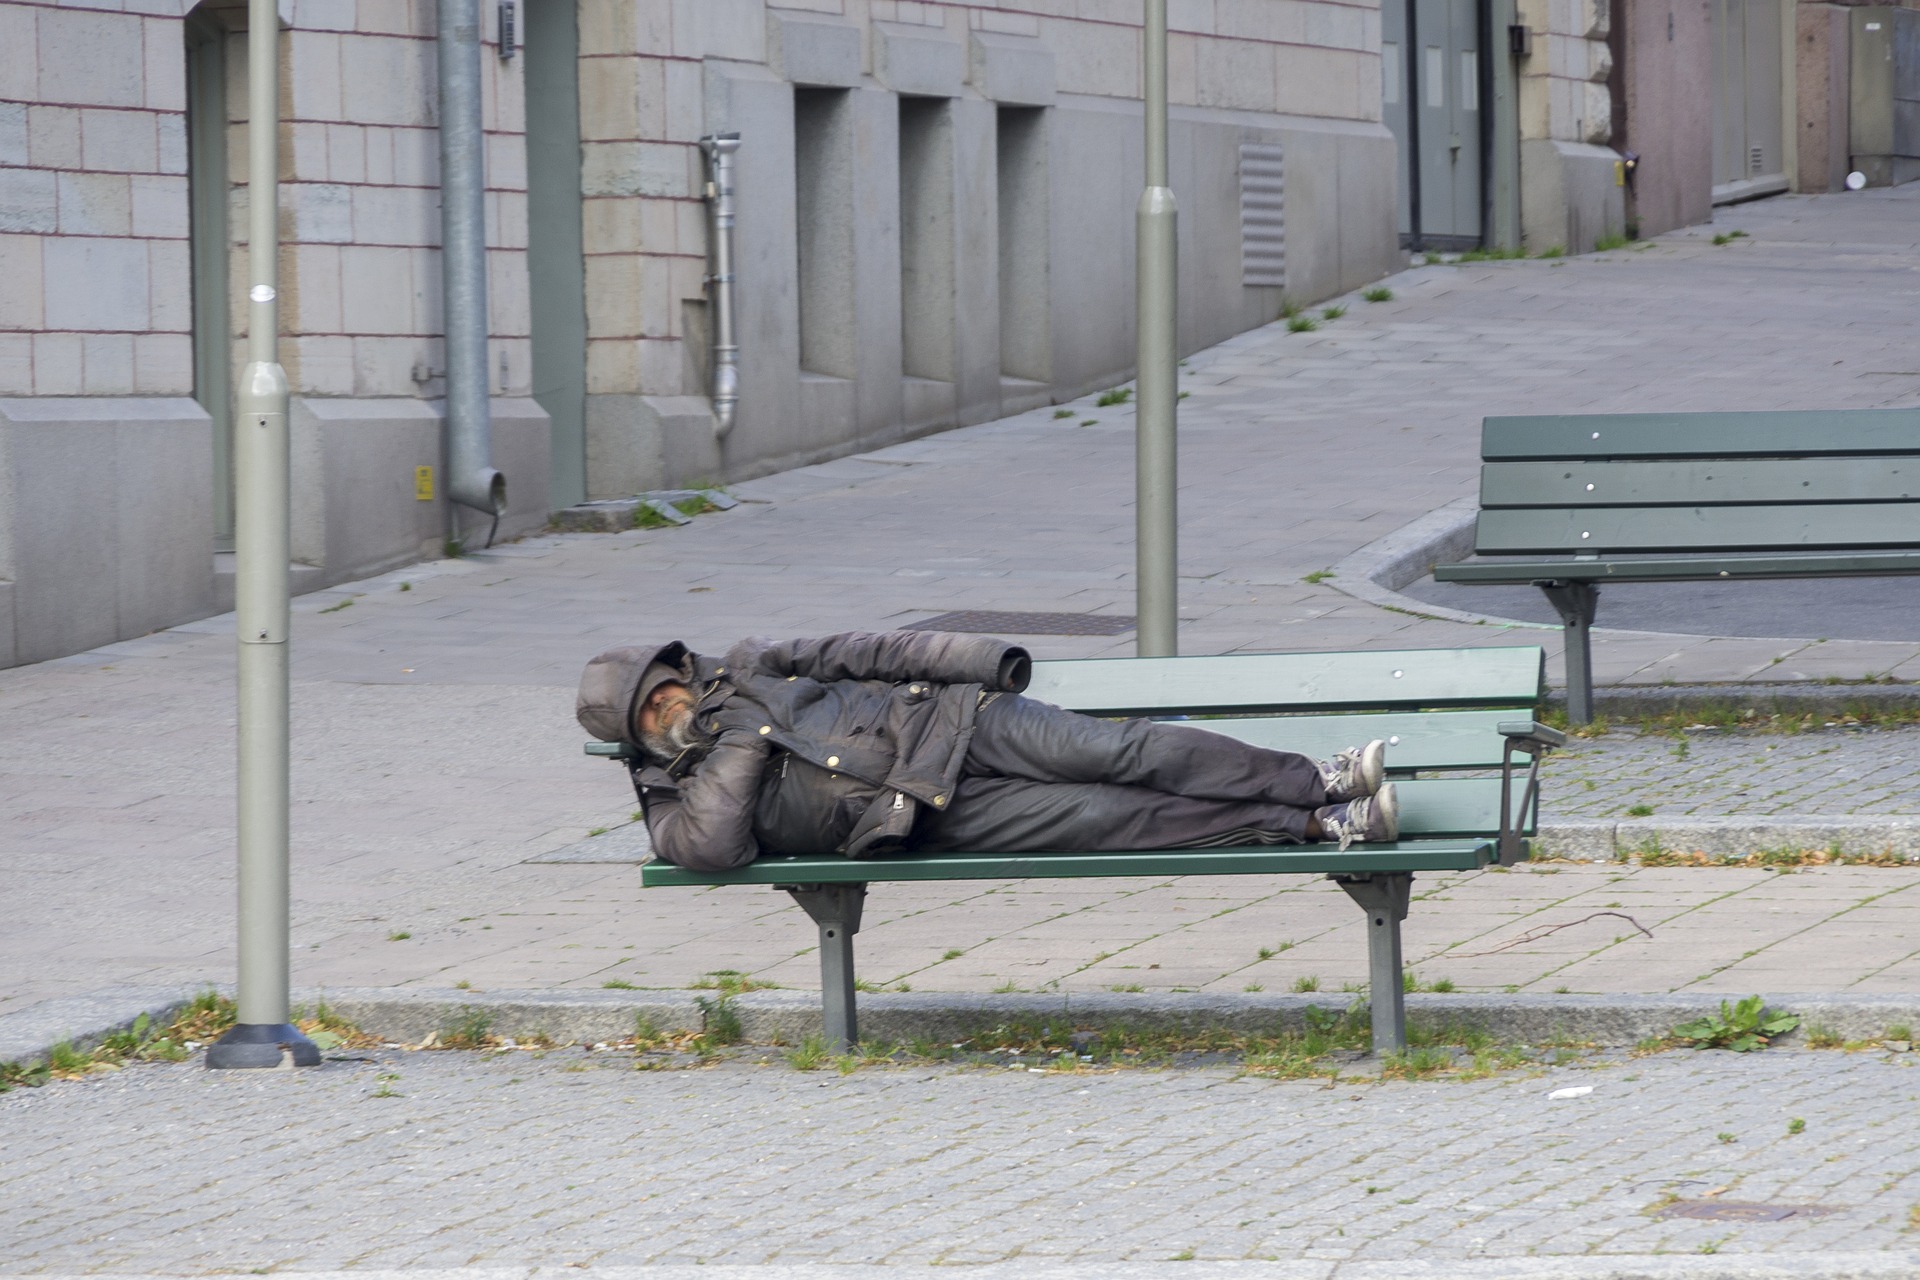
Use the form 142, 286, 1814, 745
1711, 0, 1785, 198
523, 0, 588, 510
1384, 0, 1484, 247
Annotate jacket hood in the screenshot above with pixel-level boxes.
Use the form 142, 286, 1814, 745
576, 641, 693, 743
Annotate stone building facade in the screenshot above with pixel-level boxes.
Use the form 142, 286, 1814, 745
0, 0, 1416, 669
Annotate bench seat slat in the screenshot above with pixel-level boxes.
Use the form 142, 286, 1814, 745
1475, 504, 1920, 555
1482, 458, 1920, 508
1026, 648, 1544, 716
1483, 410, 1920, 461
641, 838, 1499, 886
1188, 709, 1529, 770
1436, 550, 1920, 584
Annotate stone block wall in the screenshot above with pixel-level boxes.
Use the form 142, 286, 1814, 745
0, 3, 193, 397
1515, 0, 1628, 249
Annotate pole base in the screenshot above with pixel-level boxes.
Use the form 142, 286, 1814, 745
204, 1022, 323, 1070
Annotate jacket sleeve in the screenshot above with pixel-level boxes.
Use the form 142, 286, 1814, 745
634, 728, 772, 871
731, 631, 1031, 693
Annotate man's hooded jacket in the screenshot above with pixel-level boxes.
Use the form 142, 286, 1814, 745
577, 631, 1031, 870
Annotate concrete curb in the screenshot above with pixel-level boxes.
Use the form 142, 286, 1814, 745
21, 1256, 1920, 1279
1537, 816, 1920, 862
11, 987, 1920, 1069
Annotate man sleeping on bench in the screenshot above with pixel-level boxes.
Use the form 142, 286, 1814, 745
575, 631, 1398, 871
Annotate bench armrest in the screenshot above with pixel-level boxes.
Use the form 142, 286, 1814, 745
1497, 720, 1567, 750
585, 740, 639, 760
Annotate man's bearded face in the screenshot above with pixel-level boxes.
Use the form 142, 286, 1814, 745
636, 681, 701, 761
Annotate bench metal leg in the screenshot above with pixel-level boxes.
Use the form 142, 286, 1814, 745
1334, 872, 1413, 1055
784, 883, 866, 1052
1538, 580, 1600, 726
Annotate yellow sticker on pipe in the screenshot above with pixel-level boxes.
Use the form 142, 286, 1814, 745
414, 465, 434, 501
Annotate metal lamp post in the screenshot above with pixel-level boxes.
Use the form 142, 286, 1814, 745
1136, 0, 1179, 657
207, 0, 319, 1070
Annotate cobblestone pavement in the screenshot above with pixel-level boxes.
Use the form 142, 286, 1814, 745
10, 189, 1920, 1020
5, 1048, 1920, 1272
1541, 727, 1920, 820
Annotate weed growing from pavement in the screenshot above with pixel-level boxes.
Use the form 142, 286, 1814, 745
690, 969, 778, 995
1672, 996, 1800, 1052
1321, 305, 1346, 321
1540, 698, 1920, 738
1095, 386, 1133, 407
1286, 315, 1318, 334
1362, 287, 1393, 302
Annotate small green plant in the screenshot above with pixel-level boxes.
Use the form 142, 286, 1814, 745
442, 539, 465, 558
993, 979, 1020, 993
1109, 983, 1145, 993
602, 978, 637, 990
1302, 570, 1334, 584
692, 969, 775, 995
1889, 1023, 1914, 1041
786, 1033, 828, 1071
1258, 943, 1294, 959
586, 826, 609, 837
1592, 232, 1631, 252
318, 599, 353, 614
1286, 315, 1318, 334
1788, 1117, 1806, 1135
1321, 305, 1346, 321
440, 1006, 494, 1049
1170, 1248, 1196, 1261
387, 930, 411, 941
1292, 975, 1320, 993
1626, 804, 1653, 817
695, 994, 744, 1046
941, 948, 965, 960
1717, 1131, 1737, 1144
1096, 386, 1134, 407
1080, 418, 1098, 427
1362, 287, 1393, 302
632, 504, 676, 530
1244, 983, 1264, 992
372, 1071, 402, 1098
1278, 299, 1303, 319
1711, 229, 1748, 246
1804, 1024, 1843, 1049
1535, 244, 1565, 258
1052, 408, 1074, 419
1673, 996, 1800, 1052
398, 581, 412, 592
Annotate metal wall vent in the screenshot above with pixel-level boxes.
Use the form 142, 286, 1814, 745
1750, 144, 1765, 174
1240, 143, 1286, 287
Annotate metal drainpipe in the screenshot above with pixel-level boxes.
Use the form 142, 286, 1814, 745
700, 134, 741, 438
438, 0, 506, 532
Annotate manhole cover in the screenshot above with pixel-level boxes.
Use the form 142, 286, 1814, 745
902, 610, 1137, 636
1656, 1200, 1835, 1222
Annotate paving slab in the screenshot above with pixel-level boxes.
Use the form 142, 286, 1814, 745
8, 187, 1920, 1039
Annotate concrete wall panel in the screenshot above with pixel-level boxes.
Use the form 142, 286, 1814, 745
0, 397, 212, 666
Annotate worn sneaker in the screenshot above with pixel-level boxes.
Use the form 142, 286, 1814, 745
1319, 740, 1387, 803
1314, 783, 1400, 851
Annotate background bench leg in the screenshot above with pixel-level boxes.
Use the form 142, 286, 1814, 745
1538, 581, 1599, 725
1334, 872, 1412, 1055
785, 884, 867, 1052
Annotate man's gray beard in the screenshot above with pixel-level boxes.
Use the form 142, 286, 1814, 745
640, 712, 707, 764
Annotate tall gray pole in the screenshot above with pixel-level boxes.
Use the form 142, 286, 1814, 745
208, 0, 319, 1070
1135, 0, 1179, 657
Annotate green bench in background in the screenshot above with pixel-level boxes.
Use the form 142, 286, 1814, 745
1435, 409, 1920, 723
588, 646, 1561, 1053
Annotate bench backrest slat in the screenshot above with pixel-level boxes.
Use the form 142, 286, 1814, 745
1483, 458, 1920, 508
1026, 648, 1544, 716
1484, 409, 1920, 460
1478, 503, 1920, 555
1185, 709, 1527, 770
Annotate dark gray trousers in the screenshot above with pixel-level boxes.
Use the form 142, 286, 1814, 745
914, 695, 1328, 853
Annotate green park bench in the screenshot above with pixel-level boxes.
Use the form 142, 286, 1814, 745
1434, 409, 1920, 724
586, 645, 1561, 1054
